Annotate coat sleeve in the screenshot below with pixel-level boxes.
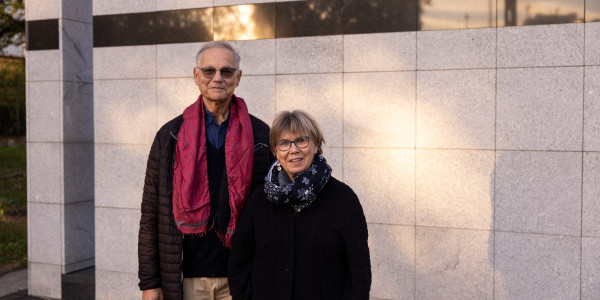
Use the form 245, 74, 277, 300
342, 191, 372, 300
138, 133, 163, 291
228, 189, 259, 300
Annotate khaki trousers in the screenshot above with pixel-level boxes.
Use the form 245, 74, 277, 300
182, 277, 232, 300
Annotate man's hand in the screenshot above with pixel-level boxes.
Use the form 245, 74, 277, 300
142, 288, 164, 300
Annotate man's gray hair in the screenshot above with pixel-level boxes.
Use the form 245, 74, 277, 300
195, 41, 241, 68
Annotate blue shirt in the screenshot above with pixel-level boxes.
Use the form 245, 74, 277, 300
204, 108, 229, 149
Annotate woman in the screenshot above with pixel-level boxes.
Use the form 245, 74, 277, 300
228, 110, 371, 299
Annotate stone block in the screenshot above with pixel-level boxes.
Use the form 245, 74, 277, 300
344, 32, 416, 72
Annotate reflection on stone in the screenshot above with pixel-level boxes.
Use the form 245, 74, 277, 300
276, 0, 343, 38
214, 4, 275, 41
498, 0, 584, 26
587, 0, 600, 22
418, 0, 496, 30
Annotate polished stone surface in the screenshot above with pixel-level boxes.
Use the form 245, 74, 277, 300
26, 19, 59, 51
498, 0, 584, 26
419, 0, 497, 30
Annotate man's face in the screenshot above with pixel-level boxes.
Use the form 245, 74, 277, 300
194, 47, 242, 105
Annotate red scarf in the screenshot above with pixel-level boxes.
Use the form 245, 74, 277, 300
172, 95, 254, 247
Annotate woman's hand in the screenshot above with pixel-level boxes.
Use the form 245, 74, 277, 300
142, 288, 163, 300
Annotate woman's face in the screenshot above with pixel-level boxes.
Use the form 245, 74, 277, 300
275, 131, 318, 180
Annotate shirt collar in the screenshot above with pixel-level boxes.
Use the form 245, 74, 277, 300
204, 107, 229, 126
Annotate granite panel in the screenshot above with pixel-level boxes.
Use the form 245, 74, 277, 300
344, 71, 415, 148
93, 12, 158, 47
276, 0, 343, 38
156, 78, 200, 127
588, 1, 600, 22
417, 28, 496, 70
321, 147, 343, 180
156, 8, 214, 44
95, 144, 150, 209
61, 19, 93, 83
495, 151, 582, 236
214, 3, 275, 41
343, 149, 415, 225
275, 73, 343, 147
95, 207, 141, 273
344, 32, 416, 72
63, 201, 95, 267
494, 232, 580, 300
215, 0, 274, 5
344, 0, 417, 34
416, 150, 495, 230
417, 69, 496, 149
157, 42, 204, 78
25, 0, 60, 20
416, 227, 493, 300
93, 0, 156, 15
26, 50, 60, 82
229, 39, 276, 75
497, 67, 583, 151
583, 237, 600, 300
63, 81, 94, 142
94, 79, 157, 144
28, 263, 61, 299
368, 224, 415, 300
27, 142, 62, 204
28, 202, 62, 264
26, 19, 59, 51
587, 22, 600, 65
95, 269, 140, 300
498, 23, 584, 67
234, 75, 276, 125
27, 81, 61, 142
418, 0, 497, 30
93, 45, 156, 79
498, 0, 584, 26
156, 0, 213, 11
63, 142, 94, 204
276, 36, 343, 74
584, 66, 600, 150
583, 152, 600, 237
62, 0, 93, 23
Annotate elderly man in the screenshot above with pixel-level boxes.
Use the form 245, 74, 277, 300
138, 41, 272, 300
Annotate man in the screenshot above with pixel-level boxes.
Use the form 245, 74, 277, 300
138, 41, 272, 300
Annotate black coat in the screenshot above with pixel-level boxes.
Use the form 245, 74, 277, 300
228, 177, 372, 300
138, 114, 272, 300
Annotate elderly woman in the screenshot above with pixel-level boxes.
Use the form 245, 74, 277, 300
228, 110, 371, 299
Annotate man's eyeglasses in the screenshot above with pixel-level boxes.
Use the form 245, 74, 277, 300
195, 67, 237, 79
275, 136, 310, 152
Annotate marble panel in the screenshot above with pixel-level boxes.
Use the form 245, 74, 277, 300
26, 50, 60, 82
343, 149, 415, 225
583, 237, 600, 300
495, 151, 581, 236
62, 0, 93, 24
62, 19, 93, 83
497, 67, 583, 151
584, 66, 600, 151
416, 227, 493, 300
157, 42, 204, 78
63, 201, 95, 267
96, 269, 140, 300
94, 79, 157, 144
275, 73, 343, 147
25, 0, 60, 20
63, 142, 94, 204
93, 0, 156, 15
95, 207, 141, 273
586, 22, 600, 65
93, 46, 156, 80
344, 71, 415, 149
369, 224, 415, 300
28, 203, 62, 264
583, 152, 600, 237
344, 32, 416, 72
63, 81, 94, 142
416, 150, 495, 230
27, 142, 62, 204
27, 81, 61, 142
234, 75, 276, 125
276, 36, 343, 74
95, 144, 150, 209
417, 28, 496, 70
494, 232, 580, 300
417, 69, 496, 149
229, 39, 276, 75
156, 0, 213, 11
498, 23, 584, 67
28, 263, 61, 299
156, 78, 200, 127
321, 147, 343, 181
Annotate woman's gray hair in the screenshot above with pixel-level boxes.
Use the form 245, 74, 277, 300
270, 110, 325, 155
195, 41, 241, 68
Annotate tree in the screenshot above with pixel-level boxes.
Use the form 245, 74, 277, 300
0, 0, 24, 55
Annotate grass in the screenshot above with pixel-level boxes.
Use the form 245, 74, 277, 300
0, 145, 27, 272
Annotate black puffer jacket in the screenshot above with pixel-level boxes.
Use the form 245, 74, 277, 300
138, 114, 272, 300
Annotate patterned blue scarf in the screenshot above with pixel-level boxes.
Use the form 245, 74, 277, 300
264, 154, 332, 212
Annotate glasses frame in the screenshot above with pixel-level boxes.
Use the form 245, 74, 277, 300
195, 67, 238, 79
275, 136, 311, 152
